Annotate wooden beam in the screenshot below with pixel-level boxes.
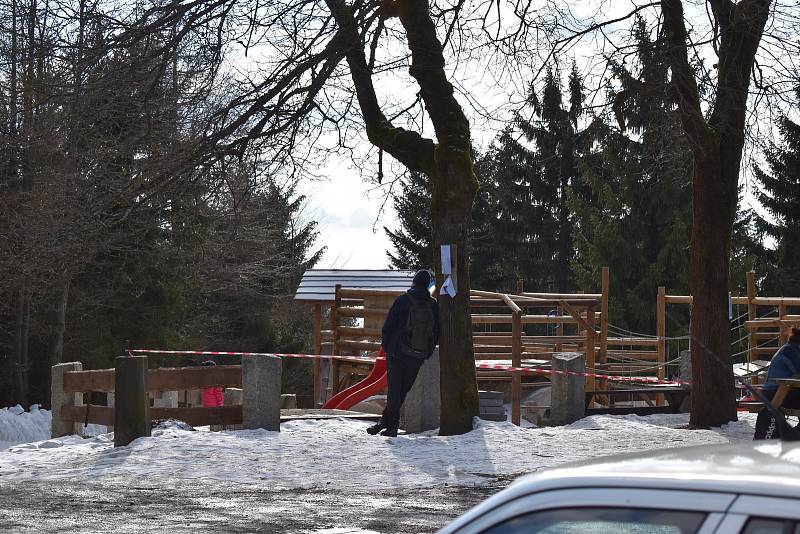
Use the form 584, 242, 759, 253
559, 299, 594, 333
656, 286, 666, 406
331, 284, 342, 397
61, 404, 115, 426
337, 307, 391, 318
501, 293, 522, 314
337, 326, 383, 338
335, 340, 382, 352
511, 311, 522, 426
63, 369, 114, 393
148, 366, 242, 391
599, 267, 610, 397
472, 314, 580, 325
338, 288, 404, 299
313, 303, 322, 407
747, 271, 757, 373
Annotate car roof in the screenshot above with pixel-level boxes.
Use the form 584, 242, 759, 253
441, 441, 800, 533
506, 440, 800, 498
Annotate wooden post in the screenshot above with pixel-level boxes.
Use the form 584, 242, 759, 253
585, 306, 596, 406
746, 271, 758, 383
512, 310, 522, 426
657, 286, 666, 406
330, 285, 342, 397
555, 304, 563, 352
516, 279, 524, 295
779, 302, 788, 345
312, 303, 322, 407
599, 267, 609, 400
114, 355, 150, 447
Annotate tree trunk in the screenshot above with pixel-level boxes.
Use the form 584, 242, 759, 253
13, 284, 31, 407
688, 153, 738, 428
432, 152, 480, 435
50, 277, 70, 368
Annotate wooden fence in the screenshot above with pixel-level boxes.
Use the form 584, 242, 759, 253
57, 364, 244, 428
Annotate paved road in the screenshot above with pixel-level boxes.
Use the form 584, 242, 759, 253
0, 477, 511, 533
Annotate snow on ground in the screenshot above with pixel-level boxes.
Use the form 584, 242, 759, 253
0, 405, 50, 450
0, 406, 106, 451
0, 410, 758, 491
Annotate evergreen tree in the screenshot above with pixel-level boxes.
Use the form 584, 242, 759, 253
753, 114, 800, 296
385, 171, 433, 270
476, 64, 586, 293
570, 18, 692, 334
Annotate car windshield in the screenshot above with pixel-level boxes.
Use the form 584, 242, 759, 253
483, 507, 706, 534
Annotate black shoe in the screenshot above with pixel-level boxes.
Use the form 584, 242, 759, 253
380, 427, 398, 437
367, 421, 386, 435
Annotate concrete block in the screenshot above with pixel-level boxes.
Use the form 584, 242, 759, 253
51, 362, 83, 438
402, 348, 440, 433
280, 394, 297, 409
242, 354, 281, 431
550, 352, 586, 425
153, 391, 178, 408
223, 388, 243, 405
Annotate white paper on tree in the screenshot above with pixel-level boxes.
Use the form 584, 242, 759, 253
442, 275, 457, 298
440, 245, 452, 275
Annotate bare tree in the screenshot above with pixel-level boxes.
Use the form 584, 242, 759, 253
527, 0, 798, 427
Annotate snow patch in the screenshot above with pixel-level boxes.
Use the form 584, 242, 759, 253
0, 412, 759, 491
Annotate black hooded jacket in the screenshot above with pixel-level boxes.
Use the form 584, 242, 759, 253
381, 286, 440, 358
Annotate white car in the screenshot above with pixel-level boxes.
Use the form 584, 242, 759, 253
439, 440, 800, 533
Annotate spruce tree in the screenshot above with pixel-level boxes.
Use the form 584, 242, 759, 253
570, 18, 692, 334
753, 115, 800, 296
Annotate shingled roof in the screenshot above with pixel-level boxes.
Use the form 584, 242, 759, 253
294, 269, 415, 303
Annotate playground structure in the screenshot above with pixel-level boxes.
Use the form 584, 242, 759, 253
295, 268, 800, 425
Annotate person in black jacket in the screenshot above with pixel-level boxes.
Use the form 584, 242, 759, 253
367, 269, 439, 437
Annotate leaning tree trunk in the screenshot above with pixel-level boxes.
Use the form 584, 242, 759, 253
688, 153, 738, 428
432, 152, 480, 435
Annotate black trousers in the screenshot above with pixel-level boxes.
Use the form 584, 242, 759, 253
381, 352, 424, 430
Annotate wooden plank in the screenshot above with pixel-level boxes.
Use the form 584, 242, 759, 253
657, 286, 666, 406
313, 303, 322, 407
472, 315, 579, 325
336, 340, 382, 352
338, 326, 383, 338
585, 307, 596, 398
151, 406, 243, 426
331, 284, 342, 397
61, 404, 115, 426
338, 288, 404, 298
512, 311, 522, 426
521, 292, 601, 299
63, 369, 115, 393
747, 271, 757, 375
337, 307, 390, 318
502, 293, 523, 314
599, 266, 610, 397
606, 337, 660, 347
147, 366, 241, 391
560, 299, 594, 333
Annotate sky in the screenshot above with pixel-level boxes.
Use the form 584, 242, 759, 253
300, 162, 397, 270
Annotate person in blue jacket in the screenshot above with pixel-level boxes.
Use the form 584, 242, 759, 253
763, 327, 800, 408
367, 269, 439, 437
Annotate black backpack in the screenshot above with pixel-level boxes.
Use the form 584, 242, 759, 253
400, 294, 437, 359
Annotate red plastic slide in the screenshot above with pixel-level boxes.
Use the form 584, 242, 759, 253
323, 355, 387, 410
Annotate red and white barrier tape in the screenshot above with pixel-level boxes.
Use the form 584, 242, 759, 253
128, 348, 378, 363
129, 348, 690, 386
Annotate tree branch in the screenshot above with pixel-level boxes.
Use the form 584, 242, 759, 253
661, 0, 710, 151
326, 0, 436, 174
